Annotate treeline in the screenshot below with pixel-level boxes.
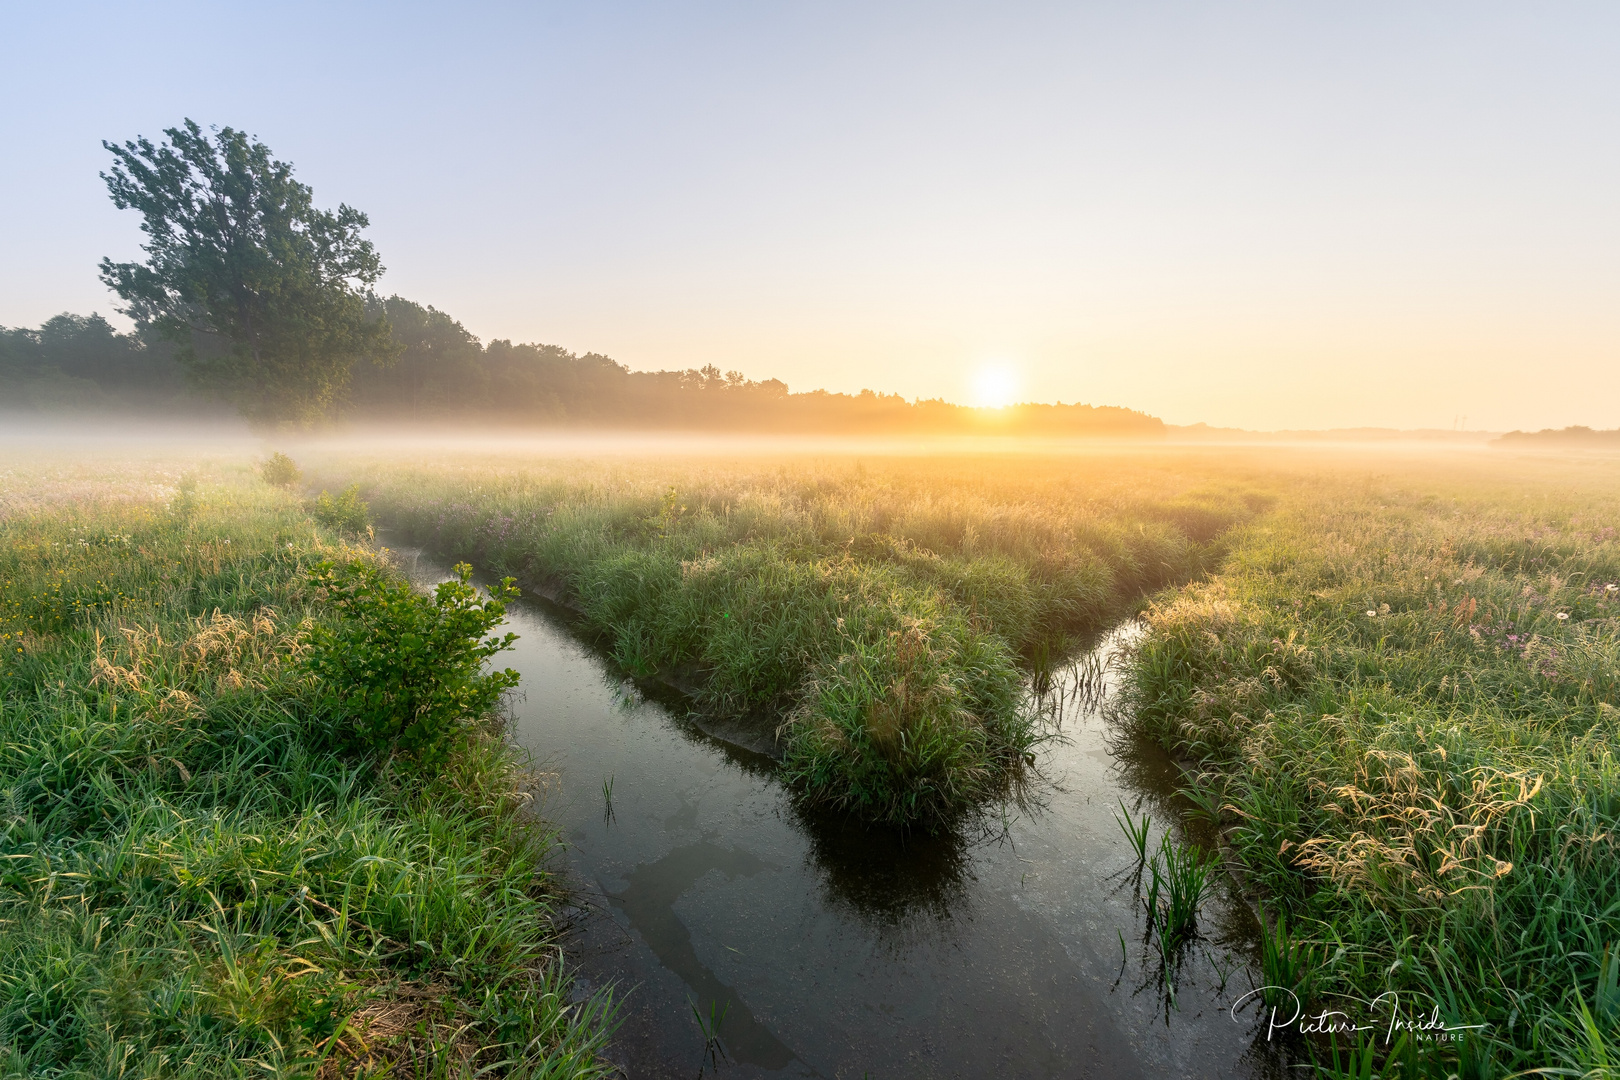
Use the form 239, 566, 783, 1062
1495, 426, 1620, 448
2, 296, 1164, 437
0, 313, 213, 414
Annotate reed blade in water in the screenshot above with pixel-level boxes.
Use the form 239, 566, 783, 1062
1115, 798, 1152, 866
690, 996, 731, 1071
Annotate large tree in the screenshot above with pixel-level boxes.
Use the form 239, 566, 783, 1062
99, 120, 395, 426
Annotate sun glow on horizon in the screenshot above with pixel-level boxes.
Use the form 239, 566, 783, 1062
970, 365, 1021, 409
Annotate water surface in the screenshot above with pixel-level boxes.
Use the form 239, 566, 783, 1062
397, 548, 1280, 1079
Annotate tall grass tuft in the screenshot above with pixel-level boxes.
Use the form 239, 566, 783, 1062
1142, 831, 1218, 946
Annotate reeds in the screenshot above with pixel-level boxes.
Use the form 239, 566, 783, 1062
1115, 798, 1152, 865
1142, 831, 1219, 945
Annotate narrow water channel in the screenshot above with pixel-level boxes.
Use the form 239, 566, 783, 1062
395, 547, 1282, 1079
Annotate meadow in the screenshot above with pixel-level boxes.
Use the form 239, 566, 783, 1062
1122, 450, 1620, 1076
306, 440, 1620, 1076
4, 437, 1618, 1078
307, 445, 1266, 827
0, 455, 614, 1078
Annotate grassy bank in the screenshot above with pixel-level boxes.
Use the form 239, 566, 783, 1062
1122, 455, 1620, 1075
0, 459, 612, 1077
309, 449, 1264, 827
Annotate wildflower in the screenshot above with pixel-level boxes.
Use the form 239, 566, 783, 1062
1556, 612, 1570, 620
1366, 610, 1378, 617
1608, 584, 1618, 592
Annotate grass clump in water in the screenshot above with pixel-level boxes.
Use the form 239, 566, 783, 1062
0, 460, 614, 1077
315, 451, 1261, 828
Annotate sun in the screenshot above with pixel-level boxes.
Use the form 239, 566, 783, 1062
970, 365, 1020, 409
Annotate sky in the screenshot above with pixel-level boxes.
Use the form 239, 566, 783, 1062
3, 2, 1618, 431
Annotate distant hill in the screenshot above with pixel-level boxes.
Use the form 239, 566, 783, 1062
1, 297, 1163, 437
1493, 426, 1620, 448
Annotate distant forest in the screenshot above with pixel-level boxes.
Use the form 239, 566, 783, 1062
1494, 426, 1620, 448
1, 296, 1162, 437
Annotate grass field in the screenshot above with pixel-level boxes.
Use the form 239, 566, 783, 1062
0, 456, 613, 1078
1122, 451, 1620, 1076
6, 437, 1618, 1077
307, 447, 1267, 827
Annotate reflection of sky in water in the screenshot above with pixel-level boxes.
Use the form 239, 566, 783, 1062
393, 545, 1283, 1079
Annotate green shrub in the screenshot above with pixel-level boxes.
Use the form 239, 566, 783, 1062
311, 483, 369, 532
260, 451, 302, 488
306, 558, 521, 763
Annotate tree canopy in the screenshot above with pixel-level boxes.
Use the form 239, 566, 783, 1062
99, 120, 395, 426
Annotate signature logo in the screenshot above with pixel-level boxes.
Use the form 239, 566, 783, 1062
1231, 988, 1488, 1044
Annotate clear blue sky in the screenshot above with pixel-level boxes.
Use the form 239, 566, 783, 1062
3, 2, 1617, 430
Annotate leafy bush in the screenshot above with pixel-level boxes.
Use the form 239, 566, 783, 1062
311, 483, 370, 532
260, 451, 302, 488
306, 558, 521, 762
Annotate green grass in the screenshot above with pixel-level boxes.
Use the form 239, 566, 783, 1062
1121, 454, 1620, 1076
308, 450, 1263, 827
0, 461, 613, 1078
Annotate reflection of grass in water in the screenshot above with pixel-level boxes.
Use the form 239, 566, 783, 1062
795, 804, 976, 928
326, 452, 1263, 828
1122, 457, 1620, 1075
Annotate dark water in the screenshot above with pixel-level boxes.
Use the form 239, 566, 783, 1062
396, 548, 1282, 1079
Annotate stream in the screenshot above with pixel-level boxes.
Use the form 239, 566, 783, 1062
395, 547, 1284, 1079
